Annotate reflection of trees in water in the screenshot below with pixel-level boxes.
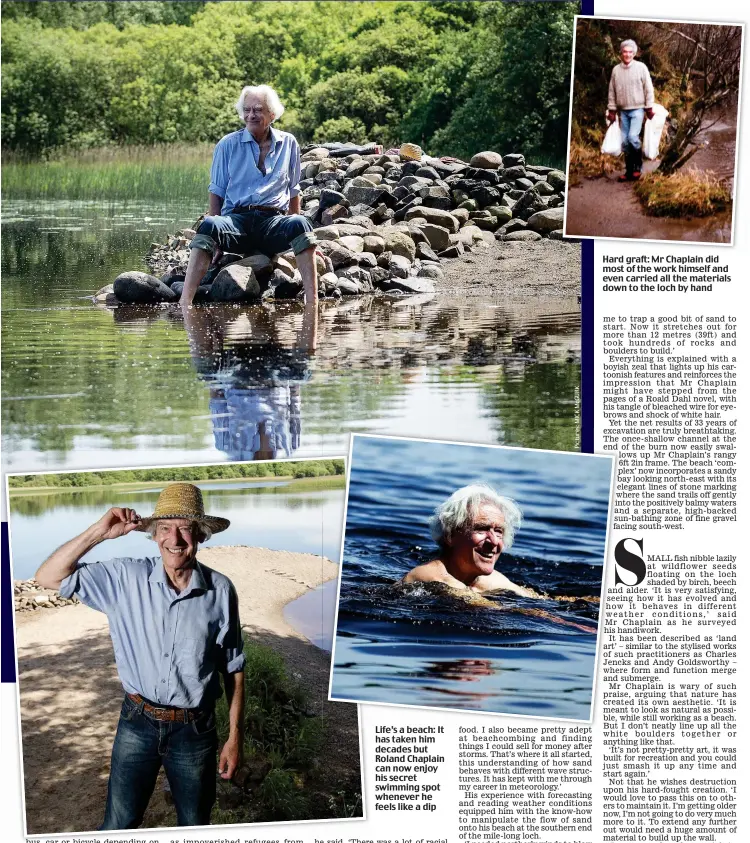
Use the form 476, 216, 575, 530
4, 288, 580, 458
9, 485, 337, 519
1, 214, 188, 306
481, 360, 581, 452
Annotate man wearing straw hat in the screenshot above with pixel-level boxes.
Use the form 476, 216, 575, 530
35, 483, 245, 829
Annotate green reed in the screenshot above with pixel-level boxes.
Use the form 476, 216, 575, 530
2, 144, 213, 201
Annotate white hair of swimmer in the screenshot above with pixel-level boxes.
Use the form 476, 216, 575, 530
429, 484, 523, 551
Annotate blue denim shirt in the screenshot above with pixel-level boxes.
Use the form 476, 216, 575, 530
209, 126, 302, 215
60, 557, 245, 708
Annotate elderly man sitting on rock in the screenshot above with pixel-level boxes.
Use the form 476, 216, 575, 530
179, 85, 318, 306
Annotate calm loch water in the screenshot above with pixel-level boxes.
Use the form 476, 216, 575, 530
2, 201, 581, 473
330, 438, 612, 719
7, 480, 345, 581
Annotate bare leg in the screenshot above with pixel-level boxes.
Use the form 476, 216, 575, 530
295, 246, 318, 305
179, 248, 212, 307
299, 298, 318, 352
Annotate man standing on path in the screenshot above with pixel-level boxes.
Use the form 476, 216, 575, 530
608, 39, 655, 181
179, 84, 318, 306
35, 483, 245, 829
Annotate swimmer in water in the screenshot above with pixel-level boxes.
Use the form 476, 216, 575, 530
402, 484, 534, 595
401, 483, 596, 633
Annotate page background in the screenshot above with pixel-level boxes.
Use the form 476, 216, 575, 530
3, 0, 747, 840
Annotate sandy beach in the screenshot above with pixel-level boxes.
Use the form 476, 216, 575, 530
14, 546, 360, 834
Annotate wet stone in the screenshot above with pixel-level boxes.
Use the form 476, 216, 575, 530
113, 272, 177, 304
210, 264, 262, 302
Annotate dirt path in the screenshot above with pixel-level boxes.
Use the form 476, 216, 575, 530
565, 172, 732, 243
15, 547, 360, 835
566, 109, 735, 244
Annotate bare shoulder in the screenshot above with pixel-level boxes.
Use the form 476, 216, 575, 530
401, 560, 448, 584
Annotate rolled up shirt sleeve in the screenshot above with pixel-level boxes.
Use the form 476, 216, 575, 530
218, 583, 245, 673
208, 138, 230, 198
289, 139, 302, 199
59, 558, 122, 613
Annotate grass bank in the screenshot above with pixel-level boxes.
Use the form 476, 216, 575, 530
7, 474, 345, 497
633, 171, 732, 217
2, 144, 212, 201
214, 641, 361, 823
568, 140, 619, 184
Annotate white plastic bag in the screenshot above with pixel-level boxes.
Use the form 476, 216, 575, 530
643, 103, 669, 160
601, 120, 622, 156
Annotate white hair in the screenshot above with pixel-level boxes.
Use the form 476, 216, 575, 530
429, 484, 523, 551
620, 39, 638, 53
235, 85, 285, 122
147, 520, 212, 543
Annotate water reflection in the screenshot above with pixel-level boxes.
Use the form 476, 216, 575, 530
8, 481, 344, 580
182, 303, 317, 460
2, 202, 581, 471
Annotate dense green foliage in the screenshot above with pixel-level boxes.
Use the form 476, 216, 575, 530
2, 1, 577, 163
7, 459, 345, 488
213, 641, 361, 823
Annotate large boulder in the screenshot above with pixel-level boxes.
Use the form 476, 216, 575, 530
456, 225, 485, 247
210, 264, 262, 302
527, 207, 565, 234
324, 243, 359, 269
334, 223, 370, 238
301, 147, 330, 162
383, 230, 416, 261
513, 187, 547, 220
363, 234, 386, 255
318, 188, 349, 212
314, 225, 342, 241
418, 185, 452, 210
418, 223, 452, 252
470, 151, 504, 169
503, 153, 525, 168
388, 254, 413, 278
321, 204, 350, 225
234, 253, 273, 281
342, 183, 390, 207
113, 272, 177, 304
417, 263, 445, 281
504, 165, 527, 181
416, 242, 441, 262
502, 230, 543, 242
339, 235, 365, 253
486, 206, 513, 227
404, 206, 459, 233
547, 170, 567, 192
345, 159, 373, 179
384, 276, 436, 294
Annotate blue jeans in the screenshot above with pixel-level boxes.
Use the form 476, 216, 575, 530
620, 108, 645, 154
101, 695, 218, 829
190, 210, 317, 257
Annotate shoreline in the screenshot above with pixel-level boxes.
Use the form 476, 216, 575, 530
7, 473, 345, 496
15, 546, 352, 835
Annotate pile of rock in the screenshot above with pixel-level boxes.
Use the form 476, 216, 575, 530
101, 146, 567, 305
14, 579, 79, 612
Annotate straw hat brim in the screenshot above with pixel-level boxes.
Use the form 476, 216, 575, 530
139, 514, 230, 534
